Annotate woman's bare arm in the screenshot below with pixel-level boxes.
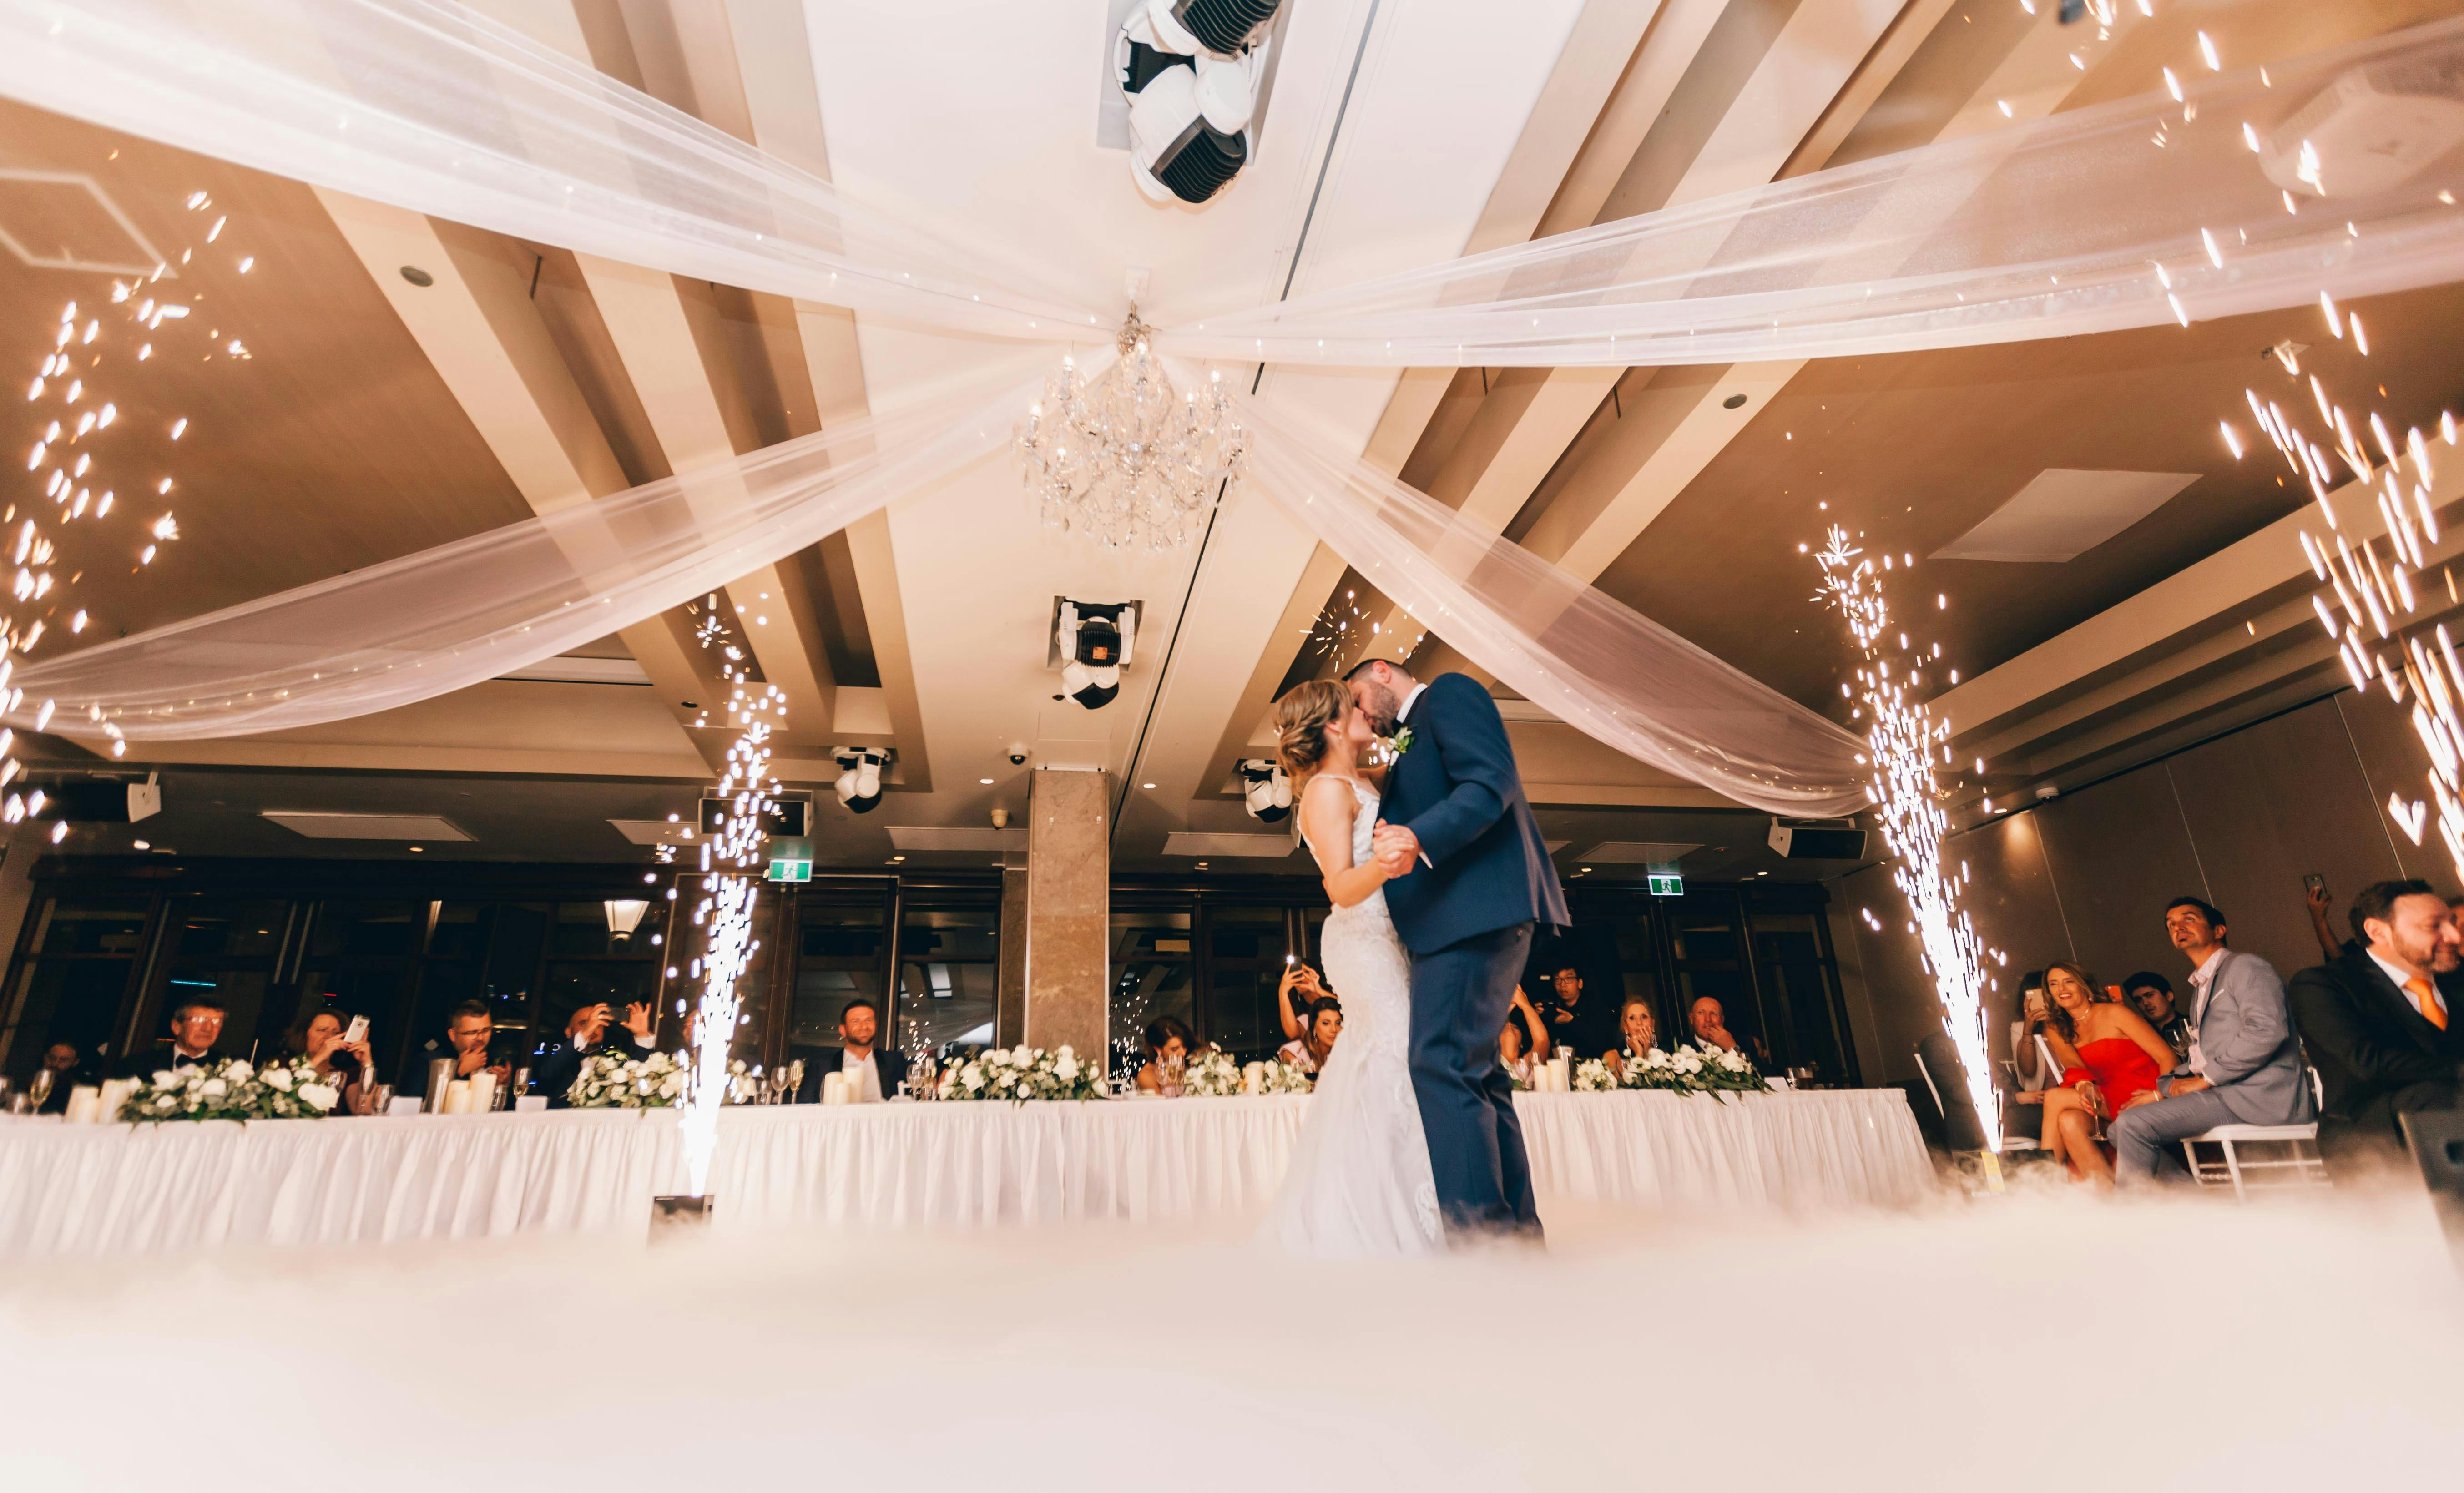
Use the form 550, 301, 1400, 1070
1299, 776, 1390, 910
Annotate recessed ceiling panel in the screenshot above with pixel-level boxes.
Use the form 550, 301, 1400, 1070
1931, 468, 2202, 563
262, 811, 472, 841
1161, 831, 1296, 858
1572, 841, 1702, 864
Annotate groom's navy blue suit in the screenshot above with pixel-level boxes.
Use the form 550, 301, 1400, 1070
1378, 673, 1568, 1239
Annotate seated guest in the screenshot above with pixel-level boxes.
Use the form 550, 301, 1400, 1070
118, 996, 227, 1077
2289, 878, 2464, 1177
1688, 995, 1767, 1064
405, 1000, 513, 1090
283, 1009, 379, 1115
1498, 985, 1551, 1076
533, 999, 657, 1107
1135, 1015, 1194, 1095
2122, 971, 2190, 1058
2023, 962, 2177, 1190
1537, 963, 1614, 1061
2008, 971, 2058, 1090
1275, 961, 1333, 1044
1604, 998, 1660, 1081
35, 1040, 87, 1114
2111, 897, 2315, 1188
1277, 996, 1343, 1074
795, 996, 903, 1102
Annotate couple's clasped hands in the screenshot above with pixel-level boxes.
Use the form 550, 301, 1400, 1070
1368, 820, 1420, 879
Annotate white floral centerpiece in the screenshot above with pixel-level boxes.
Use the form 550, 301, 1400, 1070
1572, 1058, 1618, 1092
1259, 1057, 1315, 1094
120, 1056, 339, 1122
1614, 1043, 1762, 1097
937, 1044, 1106, 1102
569, 1047, 688, 1108
1178, 1046, 1242, 1096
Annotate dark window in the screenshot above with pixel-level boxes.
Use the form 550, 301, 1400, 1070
1111, 909, 1194, 1073
896, 903, 999, 1060
0, 893, 151, 1080
1205, 904, 1289, 1061
788, 894, 892, 1076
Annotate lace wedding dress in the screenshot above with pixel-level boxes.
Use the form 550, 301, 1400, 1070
1267, 775, 1443, 1257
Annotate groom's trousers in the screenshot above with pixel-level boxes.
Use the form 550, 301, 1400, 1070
1407, 921, 1541, 1240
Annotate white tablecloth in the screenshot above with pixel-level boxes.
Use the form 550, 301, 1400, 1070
0, 1089, 1932, 1256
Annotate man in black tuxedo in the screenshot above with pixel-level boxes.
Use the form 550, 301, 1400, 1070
115, 996, 227, 1078
532, 997, 658, 1107
2288, 878, 2464, 1176
1348, 659, 1567, 1242
795, 996, 904, 1103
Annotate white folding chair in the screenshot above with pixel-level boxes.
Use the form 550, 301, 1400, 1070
2178, 1069, 2330, 1200
2034, 1034, 2064, 1086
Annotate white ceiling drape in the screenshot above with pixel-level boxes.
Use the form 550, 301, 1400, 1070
0, 0, 2452, 815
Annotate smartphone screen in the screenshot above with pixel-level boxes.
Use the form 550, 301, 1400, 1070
342, 1015, 369, 1046
2303, 873, 2327, 897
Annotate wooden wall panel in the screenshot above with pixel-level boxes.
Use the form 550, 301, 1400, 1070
1942, 809, 2074, 1034
2166, 700, 2403, 979
2029, 767, 2206, 991
2333, 690, 2448, 883
1839, 863, 1939, 1085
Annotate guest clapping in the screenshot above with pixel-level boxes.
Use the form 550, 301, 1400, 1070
1604, 998, 1659, 1081
285, 1009, 378, 1116
1277, 997, 1343, 1074
1135, 1015, 1194, 1095
534, 998, 657, 1107
2023, 963, 2176, 1190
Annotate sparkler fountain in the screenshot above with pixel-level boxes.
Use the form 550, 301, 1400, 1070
1815, 530, 2005, 1185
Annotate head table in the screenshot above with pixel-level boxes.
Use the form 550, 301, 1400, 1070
0, 1089, 1932, 1257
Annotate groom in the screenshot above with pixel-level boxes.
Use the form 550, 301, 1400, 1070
1348, 658, 1567, 1241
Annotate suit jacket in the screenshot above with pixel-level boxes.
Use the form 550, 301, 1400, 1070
1377, 674, 1568, 955
2288, 948, 2464, 1145
2187, 948, 2315, 1126
795, 1047, 905, 1103
533, 1031, 655, 1107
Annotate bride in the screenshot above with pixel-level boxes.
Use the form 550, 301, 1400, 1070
1264, 680, 1442, 1257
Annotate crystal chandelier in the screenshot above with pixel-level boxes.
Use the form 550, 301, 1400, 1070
1015, 309, 1245, 552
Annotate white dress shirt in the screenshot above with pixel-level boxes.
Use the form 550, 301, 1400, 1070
840, 1045, 883, 1103
2184, 947, 2227, 1076
1395, 681, 1428, 725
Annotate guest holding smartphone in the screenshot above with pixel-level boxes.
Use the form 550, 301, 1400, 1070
285, 1008, 379, 1115
1276, 959, 1334, 1043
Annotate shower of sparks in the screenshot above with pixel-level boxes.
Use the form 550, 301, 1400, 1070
1815, 528, 2002, 1177
673, 593, 787, 1196
1300, 583, 1426, 669
6, 185, 233, 812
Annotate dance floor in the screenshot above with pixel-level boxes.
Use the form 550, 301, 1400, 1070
4, 1182, 2456, 1490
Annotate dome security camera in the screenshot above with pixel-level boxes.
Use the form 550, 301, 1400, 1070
1007, 743, 1031, 766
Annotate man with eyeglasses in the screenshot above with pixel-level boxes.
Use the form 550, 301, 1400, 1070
118, 996, 227, 1077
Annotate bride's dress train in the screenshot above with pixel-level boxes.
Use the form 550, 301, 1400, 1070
1267, 776, 1442, 1257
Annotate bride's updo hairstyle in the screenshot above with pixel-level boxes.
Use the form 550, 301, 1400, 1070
1273, 679, 1350, 782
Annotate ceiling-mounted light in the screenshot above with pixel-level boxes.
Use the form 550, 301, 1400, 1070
1056, 600, 1135, 709
1238, 758, 1292, 823
604, 898, 651, 941
1116, 0, 1283, 206
833, 747, 889, 814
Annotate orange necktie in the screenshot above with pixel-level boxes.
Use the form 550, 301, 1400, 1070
2403, 976, 2449, 1031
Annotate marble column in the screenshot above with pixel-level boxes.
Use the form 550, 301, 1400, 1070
1023, 768, 1110, 1068
995, 866, 1028, 1048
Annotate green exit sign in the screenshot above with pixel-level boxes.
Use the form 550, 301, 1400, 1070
767, 858, 812, 883
1646, 872, 1683, 898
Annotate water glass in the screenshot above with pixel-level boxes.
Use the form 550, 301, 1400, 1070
369, 1084, 395, 1114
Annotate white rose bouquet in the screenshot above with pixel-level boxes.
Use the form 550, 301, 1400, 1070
1572, 1058, 1618, 1092
569, 1047, 688, 1108
1259, 1057, 1316, 1094
936, 1044, 1106, 1102
120, 1057, 340, 1122
1617, 1043, 1761, 1097
1178, 1046, 1242, 1096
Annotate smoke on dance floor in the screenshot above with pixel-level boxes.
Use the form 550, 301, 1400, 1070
3, 1187, 2459, 1490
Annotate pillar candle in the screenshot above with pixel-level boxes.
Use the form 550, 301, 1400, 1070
821, 1072, 846, 1106
1549, 1056, 1571, 1092
62, 1085, 102, 1124
97, 1078, 134, 1122
444, 1078, 473, 1115
467, 1071, 496, 1113
1242, 1062, 1264, 1096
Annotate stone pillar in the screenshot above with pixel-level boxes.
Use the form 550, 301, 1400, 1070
995, 866, 1028, 1049
1022, 768, 1109, 1068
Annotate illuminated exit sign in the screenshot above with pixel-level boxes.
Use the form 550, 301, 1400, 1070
767, 858, 812, 883
1646, 872, 1683, 898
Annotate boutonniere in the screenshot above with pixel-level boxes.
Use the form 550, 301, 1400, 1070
1374, 726, 1414, 767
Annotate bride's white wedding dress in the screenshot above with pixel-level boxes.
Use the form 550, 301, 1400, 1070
1268, 775, 1443, 1257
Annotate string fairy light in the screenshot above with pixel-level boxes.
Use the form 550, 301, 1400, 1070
1815, 527, 2003, 1186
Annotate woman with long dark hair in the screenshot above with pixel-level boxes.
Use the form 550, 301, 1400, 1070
1134, 1014, 1195, 1095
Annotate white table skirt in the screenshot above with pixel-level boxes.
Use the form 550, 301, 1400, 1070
0, 1089, 1933, 1256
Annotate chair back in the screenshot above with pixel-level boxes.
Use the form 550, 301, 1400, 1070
2034, 1034, 2062, 1084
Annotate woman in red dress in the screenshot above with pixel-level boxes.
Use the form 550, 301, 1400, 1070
2023, 962, 2179, 1189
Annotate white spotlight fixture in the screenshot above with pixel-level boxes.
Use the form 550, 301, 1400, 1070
833, 747, 889, 815
1056, 600, 1136, 710
1237, 758, 1292, 823
1117, 0, 1283, 205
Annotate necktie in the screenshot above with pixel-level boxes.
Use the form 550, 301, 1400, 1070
2403, 976, 2449, 1031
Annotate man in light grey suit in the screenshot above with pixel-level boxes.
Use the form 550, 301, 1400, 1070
2111, 896, 2316, 1187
